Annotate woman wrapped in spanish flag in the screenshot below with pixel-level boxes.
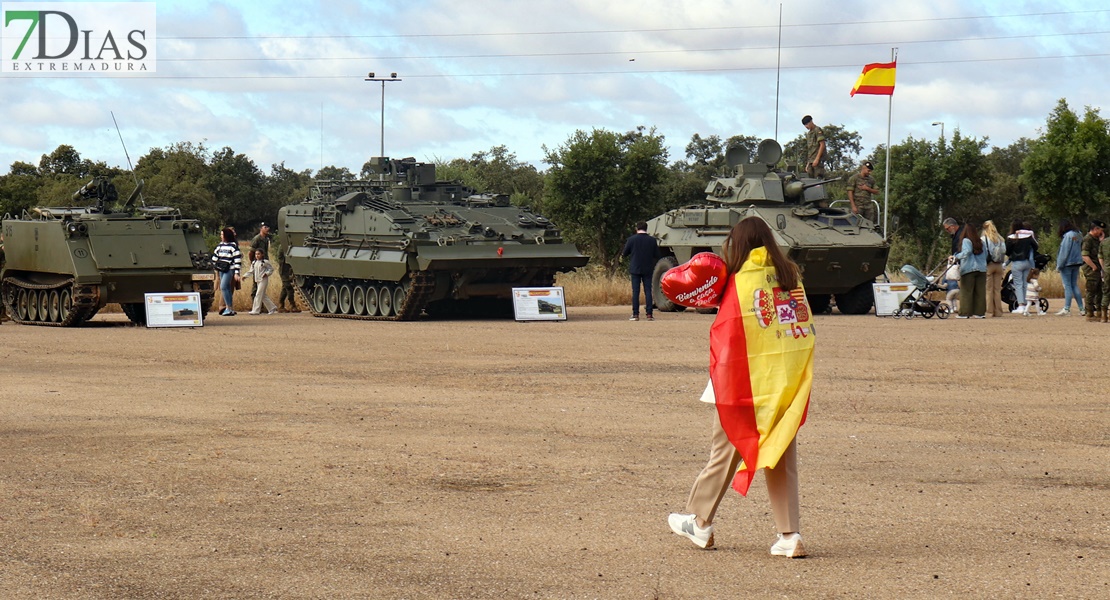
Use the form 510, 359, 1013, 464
668, 217, 815, 558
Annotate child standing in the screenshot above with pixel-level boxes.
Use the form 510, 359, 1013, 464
243, 249, 278, 315
1025, 268, 1045, 316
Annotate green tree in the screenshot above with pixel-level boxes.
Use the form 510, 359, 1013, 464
0, 161, 41, 216
542, 127, 669, 270
135, 142, 220, 231
875, 130, 991, 269
315, 165, 356, 181
1021, 98, 1110, 225
207, 146, 267, 231
783, 124, 864, 176
666, 134, 760, 208
437, 145, 544, 206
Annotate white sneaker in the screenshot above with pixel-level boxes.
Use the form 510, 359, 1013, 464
1080, 309, 1087, 316
770, 532, 807, 558
668, 513, 714, 549
1055, 308, 1070, 316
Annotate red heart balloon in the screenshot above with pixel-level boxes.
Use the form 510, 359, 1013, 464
661, 252, 728, 308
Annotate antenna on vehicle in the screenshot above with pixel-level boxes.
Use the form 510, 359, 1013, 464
111, 111, 144, 207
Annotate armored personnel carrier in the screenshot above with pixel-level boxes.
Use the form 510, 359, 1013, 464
647, 139, 888, 315
278, 157, 588, 320
1, 177, 216, 326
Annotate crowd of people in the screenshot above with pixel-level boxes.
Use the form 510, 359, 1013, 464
941, 217, 1108, 321
211, 223, 301, 316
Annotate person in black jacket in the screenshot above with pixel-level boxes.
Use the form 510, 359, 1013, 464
622, 221, 660, 321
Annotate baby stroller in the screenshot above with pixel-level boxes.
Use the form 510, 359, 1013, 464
1000, 270, 1049, 313
893, 264, 952, 319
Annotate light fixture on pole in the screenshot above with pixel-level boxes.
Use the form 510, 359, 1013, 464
365, 72, 401, 159
927, 121, 945, 140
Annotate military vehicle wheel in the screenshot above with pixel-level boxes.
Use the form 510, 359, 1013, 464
835, 280, 875, 315
393, 285, 406, 314
326, 285, 340, 314
807, 294, 832, 314
16, 289, 30, 321
311, 284, 326, 313
339, 285, 353, 314
378, 285, 394, 317
47, 291, 61, 322
365, 285, 380, 316
651, 256, 686, 313
59, 289, 72, 322
351, 286, 366, 315
38, 292, 51, 323
27, 290, 39, 321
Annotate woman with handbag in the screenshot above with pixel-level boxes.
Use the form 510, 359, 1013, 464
1004, 220, 1038, 315
981, 220, 1007, 317
212, 227, 243, 316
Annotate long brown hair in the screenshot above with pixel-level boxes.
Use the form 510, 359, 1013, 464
721, 217, 800, 290
960, 222, 983, 254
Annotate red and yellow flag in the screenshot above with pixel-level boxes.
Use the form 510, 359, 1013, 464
850, 61, 897, 97
708, 247, 815, 495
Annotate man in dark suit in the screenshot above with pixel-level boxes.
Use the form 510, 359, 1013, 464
622, 221, 660, 321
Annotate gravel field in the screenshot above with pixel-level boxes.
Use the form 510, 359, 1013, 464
0, 305, 1106, 599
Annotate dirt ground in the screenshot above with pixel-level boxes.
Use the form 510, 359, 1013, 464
0, 304, 1106, 599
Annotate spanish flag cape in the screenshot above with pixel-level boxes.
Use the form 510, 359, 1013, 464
709, 247, 816, 496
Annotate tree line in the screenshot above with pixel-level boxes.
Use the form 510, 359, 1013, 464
1, 98, 1107, 272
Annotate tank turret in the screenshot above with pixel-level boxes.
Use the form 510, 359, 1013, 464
279, 158, 588, 320
647, 139, 888, 315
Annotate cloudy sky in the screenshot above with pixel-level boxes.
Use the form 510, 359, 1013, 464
1, 0, 1107, 177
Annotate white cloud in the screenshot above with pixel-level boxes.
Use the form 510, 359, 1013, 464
1, 0, 1108, 177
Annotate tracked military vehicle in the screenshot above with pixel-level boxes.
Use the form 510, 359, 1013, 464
648, 139, 888, 315
278, 157, 588, 320
1, 177, 216, 326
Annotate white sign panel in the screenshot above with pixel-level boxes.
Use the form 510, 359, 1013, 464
511, 287, 568, 321
872, 282, 914, 317
144, 292, 203, 328
2, 2, 156, 73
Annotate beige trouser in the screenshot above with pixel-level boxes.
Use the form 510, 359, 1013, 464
986, 262, 1005, 317
684, 409, 800, 533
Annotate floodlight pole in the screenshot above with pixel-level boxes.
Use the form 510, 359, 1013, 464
365, 72, 401, 159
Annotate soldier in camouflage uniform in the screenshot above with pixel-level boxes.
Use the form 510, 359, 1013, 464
1080, 220, 1105, 322
276, 248, 300, 313
846, 160, 880, 224
802, 115, 826, 178
1101, 223, 1110, 323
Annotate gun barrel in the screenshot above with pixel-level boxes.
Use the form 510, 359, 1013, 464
802, 176, 842, 190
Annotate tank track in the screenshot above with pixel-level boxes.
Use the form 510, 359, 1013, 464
295, 270, 435, 321
2, 275, 100, 327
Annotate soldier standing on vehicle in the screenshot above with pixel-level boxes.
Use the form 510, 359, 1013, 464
249, 223, 272, 299
1081, 220, 1104, 323
846, 160, 880, 224
801, 115, 826, 178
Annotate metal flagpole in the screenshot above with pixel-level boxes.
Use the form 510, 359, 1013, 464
883, 47, 897, 239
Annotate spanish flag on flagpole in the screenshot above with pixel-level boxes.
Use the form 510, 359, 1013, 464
850, 61, 897, 96
709, 247, 815, 496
